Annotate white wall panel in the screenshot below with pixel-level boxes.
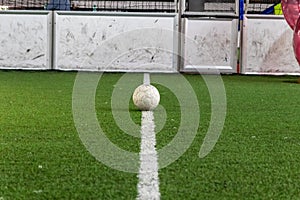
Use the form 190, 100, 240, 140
181, 18, 238, 73
0, 11, 52, 70
54, 12, 178, 72
242, 15, 300, 74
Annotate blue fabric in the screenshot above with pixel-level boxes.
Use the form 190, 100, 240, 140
47, 0, 70, 10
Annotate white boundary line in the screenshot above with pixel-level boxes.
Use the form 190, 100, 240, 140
137, 73, 160, 200
143, 73, 150, 85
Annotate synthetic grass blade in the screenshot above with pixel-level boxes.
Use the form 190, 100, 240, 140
199, 75, 226, 158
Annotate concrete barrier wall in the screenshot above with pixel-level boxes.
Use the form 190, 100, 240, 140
54, 12, 178, 72
242, 15, 300, 74
0, 11, 52, 70
181, 18, 238, 73
1, 11, 298, 74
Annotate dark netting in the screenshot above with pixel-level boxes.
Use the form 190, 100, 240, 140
0, 0, 177, 12
185, 0, 236, 13
0, 0, 48, 9
246, 0, 281, 14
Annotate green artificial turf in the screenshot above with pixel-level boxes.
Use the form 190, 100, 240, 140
0, 71, 138, 199
1, 71, 300, 199
159, 75, 300, 199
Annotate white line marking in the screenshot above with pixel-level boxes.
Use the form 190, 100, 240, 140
143, 73, 150, 85
137, 74, 160, 200
137, 111, 160, 200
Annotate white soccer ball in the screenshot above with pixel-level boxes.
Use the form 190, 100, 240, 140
132, 84, 160, 111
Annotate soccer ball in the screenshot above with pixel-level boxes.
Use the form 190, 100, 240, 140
132, 84, 160, 111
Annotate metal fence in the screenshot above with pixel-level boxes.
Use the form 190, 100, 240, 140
245, 0, 281, 14
0, 0, 283, 15
184, 0, 237, 13
0, 0, 177, 12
